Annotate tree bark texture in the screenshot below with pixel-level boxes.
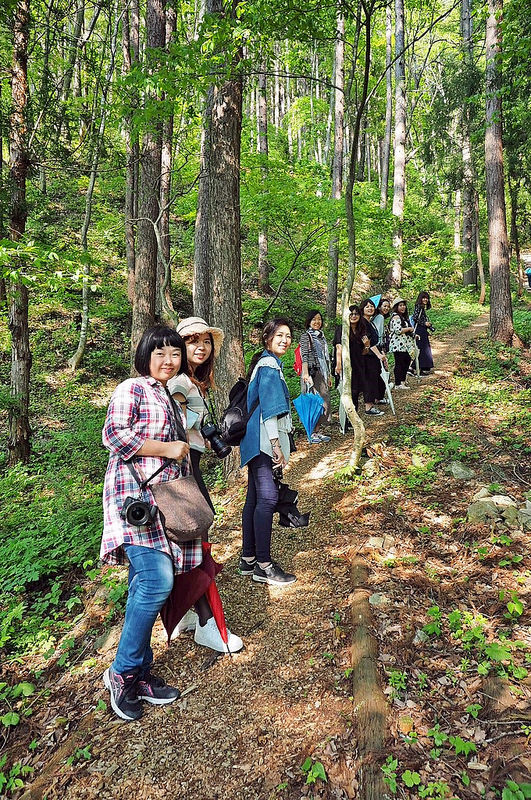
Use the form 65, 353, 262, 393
485, 0, 514, 344
379, 1, 393, 209
257, 66, 270, 293
8, 0, 32, 465
461, 0, 477, 287
508, 174, 523, 297
131, 0, 165, 358
326, 8, 344, 321
389, 0, 406, 288
193, 0, 244, 425
122, 0, 139, 303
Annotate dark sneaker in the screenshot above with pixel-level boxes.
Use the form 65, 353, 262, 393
253, 561, 297, 586
137, 672, 181, 705
366, 407, 384, 416
238, 556, 256, 575
103, 666, 142, 721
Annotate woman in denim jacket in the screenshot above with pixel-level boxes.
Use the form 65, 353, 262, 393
239, 318, 297, 588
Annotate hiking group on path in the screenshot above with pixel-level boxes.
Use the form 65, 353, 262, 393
99, 289, 435, 722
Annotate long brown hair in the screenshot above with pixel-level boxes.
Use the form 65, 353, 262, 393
184, 333, 216, 394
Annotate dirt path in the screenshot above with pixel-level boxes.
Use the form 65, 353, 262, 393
18, 313, 499, 800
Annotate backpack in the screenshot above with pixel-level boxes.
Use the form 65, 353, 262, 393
219, 378, 259, 446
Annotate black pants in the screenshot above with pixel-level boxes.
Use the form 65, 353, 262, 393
393, 351, 411, 386
190, 448, 215, 514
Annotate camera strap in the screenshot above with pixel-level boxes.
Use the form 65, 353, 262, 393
123, 386, 189, 492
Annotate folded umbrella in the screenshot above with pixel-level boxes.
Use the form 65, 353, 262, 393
337, 376, 348, 434
380, 364, 396, 415
293, 390, 325, 442
160, 542, 228, 647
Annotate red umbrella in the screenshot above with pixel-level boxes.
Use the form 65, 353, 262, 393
160, 542, 229, 648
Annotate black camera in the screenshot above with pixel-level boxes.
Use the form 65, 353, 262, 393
120, 496, 158, 527
200, 421, 231, 459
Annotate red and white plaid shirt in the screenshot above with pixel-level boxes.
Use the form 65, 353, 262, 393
100, 376, 202, 574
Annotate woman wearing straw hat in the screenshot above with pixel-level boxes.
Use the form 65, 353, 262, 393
167, 317, 243, 652
168, 316, 224, 513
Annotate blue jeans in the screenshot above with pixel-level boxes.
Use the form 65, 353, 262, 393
242, 452, 279, 563
113, 545, 174, 676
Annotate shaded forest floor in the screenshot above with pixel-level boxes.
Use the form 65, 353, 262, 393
2, 312, 530, 800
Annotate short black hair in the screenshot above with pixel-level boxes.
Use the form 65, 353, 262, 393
134, 325, 188, 377
304, 309, 323, 329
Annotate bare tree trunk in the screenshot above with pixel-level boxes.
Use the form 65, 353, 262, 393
257, 65, 270, 293
343, 5, 373, 473
454, 188, 462, 250
194, 101, 212, 320
326, 8, 344, 321
194, 0, 244, 422
508, 173, 523, 297
8, 0, 32, 466
461, 0, 477, 287
0, 80, 6, 302
157, 3, 177, 318
485, 0, 514, 345
474, 192, 486, 305
380, 3, 392, 209
122, 0, 139, 303
131, 0, 165, 357
69, 5, 119, 369
388, 0, 406, 288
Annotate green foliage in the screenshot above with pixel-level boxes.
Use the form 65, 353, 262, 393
300, 757, 327, 785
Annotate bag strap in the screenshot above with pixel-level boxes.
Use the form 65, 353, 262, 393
123, 385, 188, 491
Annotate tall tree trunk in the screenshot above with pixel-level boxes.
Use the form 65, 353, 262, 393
454, 188, 462, 250
69, 6, 119, 369
0, 81, 6, 303
131, 0, 165, 356
343, 5, 373, 473
257, 65, 270, 293
122, 0, 139, 303
474, 192, 486, 305
326, 8, 344, 321
8, 0, 32, 466
461, 0, 477, 287
158, 3, 177, 318
485, 0, 514, 345
508, 174, 523, 297
388, 0, 406, 288
380, 3, 392, 209
194, 0, 244, 419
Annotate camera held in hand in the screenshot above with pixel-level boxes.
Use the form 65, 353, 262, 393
200, 421, 231, 459
120, 496, 158, 527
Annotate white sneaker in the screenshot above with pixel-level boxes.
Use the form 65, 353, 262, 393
194, 616, 243, 653
170, 608, 198, 640
395, 384, 411, 390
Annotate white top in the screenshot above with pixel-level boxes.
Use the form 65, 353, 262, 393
167, 372, 206, 453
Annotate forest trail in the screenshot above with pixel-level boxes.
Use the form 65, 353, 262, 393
19, 309, 529, 800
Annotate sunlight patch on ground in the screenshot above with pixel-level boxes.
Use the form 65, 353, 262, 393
306, 451, 345, 481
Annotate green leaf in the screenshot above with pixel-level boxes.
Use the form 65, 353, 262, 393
485, 642, 512, 661
401, 770, 421, 787
1, 711, 21, 727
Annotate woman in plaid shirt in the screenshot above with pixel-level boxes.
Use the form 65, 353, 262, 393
101, 325, 212, 722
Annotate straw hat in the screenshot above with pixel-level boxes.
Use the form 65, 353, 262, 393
391, 297, 407, 310
176, 317, 224, 356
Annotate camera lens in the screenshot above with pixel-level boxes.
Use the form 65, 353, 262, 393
130, 505, 147, 523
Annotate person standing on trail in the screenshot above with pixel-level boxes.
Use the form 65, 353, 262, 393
167, 316, 244, 649
372, 297, 391, 352
360, 298, 388, 417
412, 291, 435, 375
100, 325, 242, 722
239, 318, 297, 587
333, 305, 370, 420
389, 298, 415, 389
299, 310, 332, 444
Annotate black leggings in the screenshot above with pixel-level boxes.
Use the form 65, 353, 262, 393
190, 448, 215, 514
393, 351, 411, 386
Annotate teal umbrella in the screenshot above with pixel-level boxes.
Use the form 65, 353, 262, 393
370, 294, 382, 308
293, 390, 325, 442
